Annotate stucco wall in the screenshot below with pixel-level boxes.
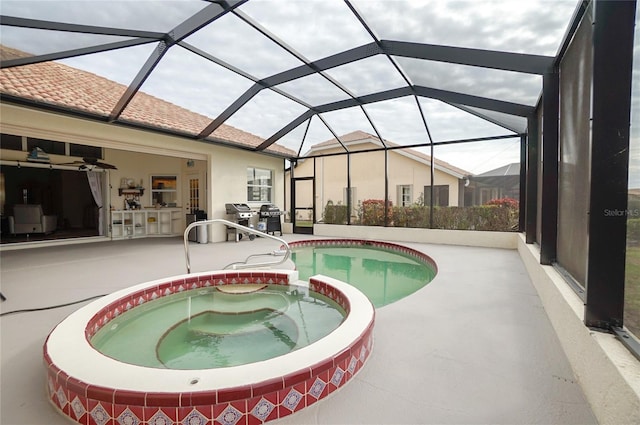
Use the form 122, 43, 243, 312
314, 224, 518, 249
208, 145, 285, 241
388, 150, 460, 206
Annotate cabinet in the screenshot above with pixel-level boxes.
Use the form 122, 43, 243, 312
110, 209, 182, 239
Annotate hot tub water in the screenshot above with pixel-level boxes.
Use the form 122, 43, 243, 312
91, 284, 345, 369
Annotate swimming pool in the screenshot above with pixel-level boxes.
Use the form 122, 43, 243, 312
290, 239, 437, 307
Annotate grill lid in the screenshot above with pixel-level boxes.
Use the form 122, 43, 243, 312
225, 203, 252, 214
259, 204, 283, 216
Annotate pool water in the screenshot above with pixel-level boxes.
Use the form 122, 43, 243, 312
90, 284, 345, 369
291, 245, 436, 307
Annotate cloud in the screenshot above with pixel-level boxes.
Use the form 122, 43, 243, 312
274, 73, 351, 107
324, 55, 408, 97
240, 0, 372, 61
184, 12, 304, 79
225, 89, 308, 138
395, 57, 542, 105
1, 0, 205, 33
353, 0, 578, 55
433, 138, 521, 175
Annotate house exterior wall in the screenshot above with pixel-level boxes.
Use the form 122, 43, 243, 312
289, 142, 461, 223
387, 150, 460, 207
208, 145, 285, 240
0, 103, 284, 242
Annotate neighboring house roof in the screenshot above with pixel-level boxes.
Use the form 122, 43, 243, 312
0, 45, 295, 157
470, 162, 520, 188
474, 162, 520, 177
303, 130, 471, 179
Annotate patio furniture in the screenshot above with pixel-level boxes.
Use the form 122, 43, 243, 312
8, 204, 57, 235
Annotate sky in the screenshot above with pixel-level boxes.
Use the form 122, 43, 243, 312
1, 0, 639, 179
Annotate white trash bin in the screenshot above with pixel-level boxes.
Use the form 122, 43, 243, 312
197, 222, 208, 243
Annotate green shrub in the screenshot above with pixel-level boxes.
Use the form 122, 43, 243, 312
628, 218, 640, 245
391, 204, 517, 231
322, 201, 348, 225
352, 200, 518, 231
628, 194, 640, 214
388, 205, 430, 228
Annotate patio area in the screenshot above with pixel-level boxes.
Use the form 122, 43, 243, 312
0, 235, 597, 424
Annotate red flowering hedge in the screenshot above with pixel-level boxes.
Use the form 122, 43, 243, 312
361, 199, 393, 226
484, 197, 519, 209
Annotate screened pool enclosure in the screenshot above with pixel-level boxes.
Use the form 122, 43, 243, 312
1, 0, 639, 360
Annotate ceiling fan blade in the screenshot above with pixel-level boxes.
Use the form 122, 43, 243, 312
83, 157, 117, 170
57, 161, 85, 166
96, 162, 117, 170
55, 158, 116, 169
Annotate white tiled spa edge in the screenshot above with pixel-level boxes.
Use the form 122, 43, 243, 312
45, 270, 374, 393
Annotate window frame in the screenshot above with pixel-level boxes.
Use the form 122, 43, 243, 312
26, 137, 65, 155
247, 167, 273, 204
397, 184, 413, 207
424, 184, 450, 207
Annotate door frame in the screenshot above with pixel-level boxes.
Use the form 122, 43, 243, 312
291, 176, 314, 234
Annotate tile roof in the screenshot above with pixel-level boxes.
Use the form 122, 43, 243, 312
306, 130, 472, 177
0, 45, 295, 157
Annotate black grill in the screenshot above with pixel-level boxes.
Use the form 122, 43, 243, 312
259, 204, 283, 236
259, 204, 283, 217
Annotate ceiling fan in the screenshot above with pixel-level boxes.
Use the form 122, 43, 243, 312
59, 157, 118, 170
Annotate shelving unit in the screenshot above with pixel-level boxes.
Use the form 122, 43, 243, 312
110, 209, 182, 239
117, 188, 145, 210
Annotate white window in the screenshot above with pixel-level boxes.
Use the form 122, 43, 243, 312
247, 167, 273, 202
397, 185, 412, 206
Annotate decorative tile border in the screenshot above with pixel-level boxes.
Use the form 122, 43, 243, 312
287, 238, 438, 273
45, 270, 375, 425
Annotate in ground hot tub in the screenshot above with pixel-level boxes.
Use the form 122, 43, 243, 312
44, 270, 374, 425
90, 282, 346, 370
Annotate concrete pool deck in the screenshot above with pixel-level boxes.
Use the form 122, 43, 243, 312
1, 235, 597, 424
